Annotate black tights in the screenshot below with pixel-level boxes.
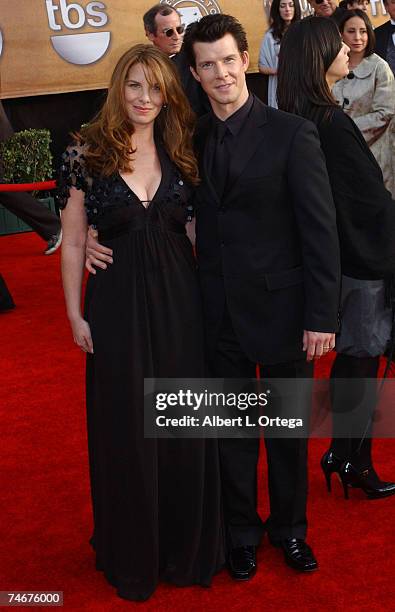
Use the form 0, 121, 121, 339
329, 353, 380, 470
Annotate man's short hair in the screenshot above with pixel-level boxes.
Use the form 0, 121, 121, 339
183, 14, 248, 69
143, 3, 179, 34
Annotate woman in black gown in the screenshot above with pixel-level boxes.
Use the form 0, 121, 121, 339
59, 44, 224, 601
277, 17, 395, 500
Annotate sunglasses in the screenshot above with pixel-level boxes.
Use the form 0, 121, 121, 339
162, 25, 185, 37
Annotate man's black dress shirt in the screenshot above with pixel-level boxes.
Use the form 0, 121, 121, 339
207, 94, 254, 199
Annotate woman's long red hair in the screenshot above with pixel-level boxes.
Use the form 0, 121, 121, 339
80, 44, 199, 184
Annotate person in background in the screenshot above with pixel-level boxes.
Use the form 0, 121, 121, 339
308, 0, 341, 19
0, 274, 15, 311
333, 9, 394, 197
278, 15, 395, 500
143, 2, 184, 56
143, 3, 209, 116
258, 0, 301, 107
339, 0, 369, 12
374, 0, 395, 75
0, 102, 62, 255
334, 0, 369, 26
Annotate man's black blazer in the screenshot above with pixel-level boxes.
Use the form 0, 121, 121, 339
374, 20, 393, 62
172, 51, 210, 117
194, 97, 341, 365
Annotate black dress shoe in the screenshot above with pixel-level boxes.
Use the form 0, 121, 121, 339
272, 538, 318, 572
228, 545, 257, 581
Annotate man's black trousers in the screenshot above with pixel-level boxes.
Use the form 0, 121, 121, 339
208, 308, 313, 548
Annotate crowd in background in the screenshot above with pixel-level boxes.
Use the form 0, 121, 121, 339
259, 0, 394, 196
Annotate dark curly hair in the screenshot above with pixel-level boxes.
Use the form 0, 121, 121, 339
182, 14, 248, 69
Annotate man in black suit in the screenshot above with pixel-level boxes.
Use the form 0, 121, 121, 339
182, 14, 341, 578
143, 3, 209, 116
86, 13, 341, 579
374, 0, 395, 74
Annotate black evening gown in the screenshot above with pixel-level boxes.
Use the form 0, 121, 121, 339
58, 143, 224, 601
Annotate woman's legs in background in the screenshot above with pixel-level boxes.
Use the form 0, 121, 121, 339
322, 352, 395, 498
330, 352, 379, 470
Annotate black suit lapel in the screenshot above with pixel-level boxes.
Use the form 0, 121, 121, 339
194, 97, 269, 206
376, 22, 391, 58
225, 97, 268, 201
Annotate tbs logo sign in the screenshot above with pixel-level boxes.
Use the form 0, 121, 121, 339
161, 1, 222, 25
46, 1, 110, 65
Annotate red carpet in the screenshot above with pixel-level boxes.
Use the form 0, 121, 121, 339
1, 232, 394, 611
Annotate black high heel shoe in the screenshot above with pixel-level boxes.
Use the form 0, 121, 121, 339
320, 449, 343, 492
339, 461, 395, 499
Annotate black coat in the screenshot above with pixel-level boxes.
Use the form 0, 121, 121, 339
172, 51, 210, 117
194, 96, 341, 365
374, 21, 393, 64
317, 108, 395, 280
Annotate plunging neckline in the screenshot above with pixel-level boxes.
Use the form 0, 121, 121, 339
117, 173, 162, 210
118, 147, 164, 211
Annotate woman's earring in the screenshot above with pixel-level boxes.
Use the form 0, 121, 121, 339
162, 104, 168, 110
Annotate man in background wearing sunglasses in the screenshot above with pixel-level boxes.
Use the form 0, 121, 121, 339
144, 3, 185, 56
143, 3, 210, 116
308, 0, 342, 19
